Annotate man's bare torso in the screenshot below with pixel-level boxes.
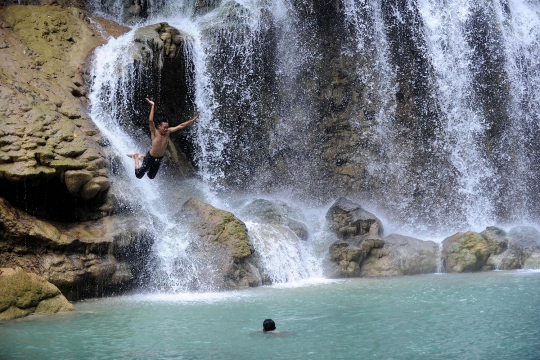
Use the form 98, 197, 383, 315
150, 131, 169, 158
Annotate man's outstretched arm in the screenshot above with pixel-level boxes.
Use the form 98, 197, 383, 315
146, 98, 156, 138
169, 113, 200, 133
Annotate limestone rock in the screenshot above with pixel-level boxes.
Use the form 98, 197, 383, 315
64, 170, 93, 195
0, 267, 73, 321
326, 197, 384, 240
507, 226, 540, 258
0, 198, 154, 300
328, 234, 385, 278
177, 198, 261, 290
360, 234, 440, 276
441, 231, 493, 272
483, 226, 540, 270
482, 227, 520, 270
0, 6, 112, 208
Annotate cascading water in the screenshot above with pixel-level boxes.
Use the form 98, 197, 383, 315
414, 0, 540, 230
88, 29, 211, 291
418, 0, 497, 227
492, 0, 540, 222
87, 0, 540, 290
88, 1, 329, 290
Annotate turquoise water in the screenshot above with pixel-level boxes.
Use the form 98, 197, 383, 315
1, 272, 539, 360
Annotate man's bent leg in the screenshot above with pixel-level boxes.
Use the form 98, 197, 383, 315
135, 152, 151, 179
147, 160, 162, 179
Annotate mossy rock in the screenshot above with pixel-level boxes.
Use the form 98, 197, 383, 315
0, 267, 74, 321
441, 231, 493, 272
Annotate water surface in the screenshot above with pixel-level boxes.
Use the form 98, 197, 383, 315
1, 272, 539, 359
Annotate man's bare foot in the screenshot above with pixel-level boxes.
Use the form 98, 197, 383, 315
127, 153, 139, 159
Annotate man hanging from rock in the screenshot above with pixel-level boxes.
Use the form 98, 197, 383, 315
128, 98, 199, 179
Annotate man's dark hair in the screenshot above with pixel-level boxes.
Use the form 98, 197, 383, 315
263, 319, 276, 332
155, 118, 169, 128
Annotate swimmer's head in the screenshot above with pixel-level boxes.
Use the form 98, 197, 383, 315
263, 319, 276, 332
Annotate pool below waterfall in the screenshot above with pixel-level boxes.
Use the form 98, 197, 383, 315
1, 271, 539, 360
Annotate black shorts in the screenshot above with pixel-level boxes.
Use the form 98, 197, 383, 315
135, 151, 163, 179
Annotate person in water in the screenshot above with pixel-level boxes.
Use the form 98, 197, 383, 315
262, 319, 276, 332
128, 98, 199, 179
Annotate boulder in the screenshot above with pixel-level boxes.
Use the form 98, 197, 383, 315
523, 253, 540, 270
484, 226, 540, 270
0, 267, 73, 321
360, 234, 439, 276
441, 231, 493, 272
176, 198, 261, 290
328, 234, 385, 278
240, 198, 309, 240
507, 226, 540, 260
326, 197, 384, 240
482, 227, 520, 270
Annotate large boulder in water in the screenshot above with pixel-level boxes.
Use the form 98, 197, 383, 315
507, 226, 540, 261
360, 234, 440, 276
441, 231, 498, 272
176, 198, 261, 290
328, 234, 385, 278
482, 227, 521, 270
483, 226, 540, 270
326, 197, 386, 277
326, 197, 384, 240
0, 267, 74, 321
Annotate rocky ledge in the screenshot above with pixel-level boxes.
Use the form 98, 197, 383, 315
325, 197, 540, 277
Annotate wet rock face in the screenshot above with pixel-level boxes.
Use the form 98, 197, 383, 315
325, 197, 385, 277
0, 6, 112, 221
240, 199, 309, 240
440, 226, 540, 272
0, 267, 74, 321
0, 198, 154, 300
328, 235, 385, 278
325, 197, 439, 278
176, 198, 261, 290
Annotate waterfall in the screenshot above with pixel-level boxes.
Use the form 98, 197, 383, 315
415, 0, 540, 229
418, 0, 497, 227
493, 0, 540, 222
86, 0, 540, 288
87, 1, 329, 290
88, 29, 207, 291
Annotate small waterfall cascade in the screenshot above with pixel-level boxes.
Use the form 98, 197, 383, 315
415, 0, 540, 230
342, 0, 397, 146
88, 29, 211, 291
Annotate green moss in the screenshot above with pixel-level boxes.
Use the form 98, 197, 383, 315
213, 211, 251, 259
